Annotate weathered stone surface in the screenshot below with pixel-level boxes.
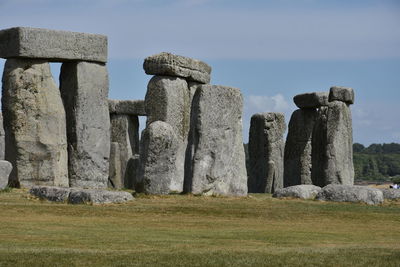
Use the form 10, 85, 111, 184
380, 189, 400, 200
108, 142, 122, 189
138, 121, 179, 194
0, 27, 107, 63
311, 101, 354, 186
284, 109, 318, 187
0, 160, 12, 189
30, 186, 134, 204
60, 61, 110, 189
2, 59, 69, 188
248, 113, 286, 193
145, 76, 190, 192
273, 185, 322, 199
143, 52, 211, 83
293, 92, 329, 109
329, 86, 354, 104
68, 189, 133, 204
30, 185, 71, 202
316, 184, 383, 205
110, 114, 139, 189
0, 113, 4, 160
108, 99, 146, 116
186, 85, 248, 196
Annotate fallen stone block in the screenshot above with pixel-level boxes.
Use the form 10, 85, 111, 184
293, 92, 329, 109
108, 99, 146, 116
68, 189, 134, 204
380, 189, 400, 200
29, 186, 71, 202
0, 27, 107, 63
0, 160, 12, 190
273, 185, 322, 199
329, 86, 354, 104
248, 113, 286, 193
143, 52, 211, 83
186, 85, 248, 196
2, 59, 69, 188
316, 184, 383, 205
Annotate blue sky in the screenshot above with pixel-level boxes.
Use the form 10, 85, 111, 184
0, 0, 399, 145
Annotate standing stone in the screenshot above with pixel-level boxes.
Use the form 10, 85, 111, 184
0, 160, 13, 189
145, 76, 190, 192
108, 142, 122, 189
2, 59, 68, 187
284, 109, 318, 187
60, 61, 110, 189
110, 114, 139, 189
248, 113, 286, 193
312, 101, 354, 186
186, 85, 247, 196
0, 113, 4, 160
138, 121, 179, 194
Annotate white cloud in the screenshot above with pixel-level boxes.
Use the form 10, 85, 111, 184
245, 94, 290, 114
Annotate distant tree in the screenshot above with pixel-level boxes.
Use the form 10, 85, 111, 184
353, 143, 365, 153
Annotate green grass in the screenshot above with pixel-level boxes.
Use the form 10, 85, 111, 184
0, 189, 399, 266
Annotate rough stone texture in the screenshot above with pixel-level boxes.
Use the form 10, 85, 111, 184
0, 113, 4, 160
248, 113, 286, 193
2, 59, 69, 188
284, 109, 318, 187
110, 114, 139, 189
293, 92, 329, 109
145, 76, 190, 192
138, 121, 179, 194
273, 185, 322, 199
108, 99, 146, 116
30, 186, 134, 204
329, 86, 354, 104
311, 101, 354, 186
60, 61, 110, 189
316, 184, 383, 205
0, 27, 107, 63
0, 160, 12, 189
380, 189, 400, 200
108, 142, 122, 189
143, 52, 211, 84
186, 85, 248, 196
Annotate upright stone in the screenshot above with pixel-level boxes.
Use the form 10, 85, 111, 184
0, 113, 4, 160
108, 142, 122, 189
0, 160, 13, 189
248, 113, 286, 193
60, 62, 110, 189
186, 85, 247, 196
284, 109, 318, 187
110, 114, 139, 189
2, 59, 68, 187
145, 76, 190, 192
138, 121, 179, 194
312, 101, 354, 186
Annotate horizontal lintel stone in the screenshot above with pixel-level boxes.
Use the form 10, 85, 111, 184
108, 99, 146, 116
293, 92, 329, 109
0, 27, 107, 63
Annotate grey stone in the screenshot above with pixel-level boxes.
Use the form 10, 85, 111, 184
143, 52, 211, 84
311, 101, 354, 186
60, 61, 110, 189
110, 114, 139, 189
329, 86, 354, 104
248, 113, 286, 193
316, 184, 383, 205
68, 189, 134, 204
273, 185, 322, 199
108, 142, 122, 189
0, 113, 4, 160
186, 85, 248, 196
380, 189, 400, 200
29, 185, 71, 202
284, 109, 318, 187
0, 160, 12, 189
138, 121, 179, 194
293, 92, 329, 109
0, 27, 107, 63
108, 99, 146, 116
145, 76, 191, 192
2, 59, 69, 188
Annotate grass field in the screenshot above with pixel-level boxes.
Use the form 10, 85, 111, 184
0, 189, 399, 266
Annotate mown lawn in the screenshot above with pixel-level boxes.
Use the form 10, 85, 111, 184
0, 189, 399, 266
